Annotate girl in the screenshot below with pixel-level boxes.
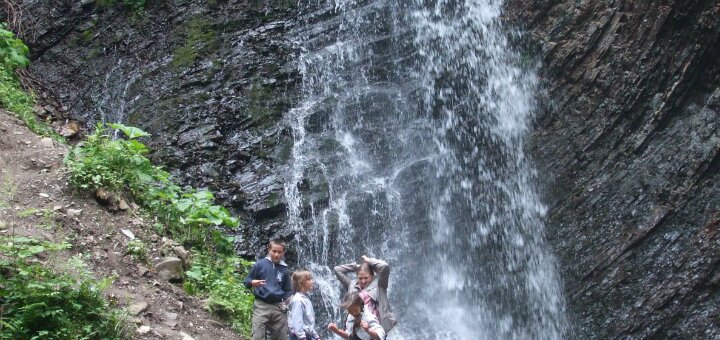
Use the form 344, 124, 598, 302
289, 270, 321, 340
328, 292, 385, 340
333, 255, 397, 333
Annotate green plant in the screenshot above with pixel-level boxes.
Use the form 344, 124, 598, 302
125, 239, 148, 263
0, 236, 126, 339
65, 122, 239, 248
64, 122, 256, 334
0, 23, 61, 140
184, 234, 255, 336
170, 18, 218, 70
0, 173, 15, 211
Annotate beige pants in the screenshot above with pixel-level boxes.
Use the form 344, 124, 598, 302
252, 299, 288, 340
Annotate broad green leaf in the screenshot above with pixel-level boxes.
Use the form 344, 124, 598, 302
108, 123, 150, 139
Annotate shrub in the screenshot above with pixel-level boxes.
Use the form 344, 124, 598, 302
184, 234, 255, 335
65, 123, 239, 247
0, 236, 126, 339
64, 123, 256, 336
0, 23, 60, 140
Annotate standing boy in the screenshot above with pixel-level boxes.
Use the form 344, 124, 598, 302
244, 239, 293, 340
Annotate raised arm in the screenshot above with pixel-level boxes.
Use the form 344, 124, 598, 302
362, 256, 389, 289
333, 262, 359, 289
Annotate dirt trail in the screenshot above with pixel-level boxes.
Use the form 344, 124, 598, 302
0, 110, 243, 340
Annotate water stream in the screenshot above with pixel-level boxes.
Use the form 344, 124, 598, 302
285, 1, 567, 338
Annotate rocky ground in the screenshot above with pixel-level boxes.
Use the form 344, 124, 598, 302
0, 110, 243, 340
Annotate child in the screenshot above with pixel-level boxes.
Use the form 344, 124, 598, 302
333, 255, 396, 333
288, 270, 321, 340
244, 239, 293, 340
327, 292, 385, 340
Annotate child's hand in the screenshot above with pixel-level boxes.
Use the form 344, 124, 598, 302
361, 255, 369, 263
251, 279, 266, 287
360, 321, 370, 330
327, 323, 338, 332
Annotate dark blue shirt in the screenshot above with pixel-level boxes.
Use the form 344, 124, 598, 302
243, 257, 292, 303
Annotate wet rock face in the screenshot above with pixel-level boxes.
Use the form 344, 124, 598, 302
507, 0, 720, 338
21, 0, 299, 255
20, 0, 720, 337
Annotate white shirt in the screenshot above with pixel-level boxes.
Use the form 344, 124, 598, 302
345, 310, 385, 340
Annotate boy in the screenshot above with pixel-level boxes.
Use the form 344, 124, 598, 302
244, 239, 293, 340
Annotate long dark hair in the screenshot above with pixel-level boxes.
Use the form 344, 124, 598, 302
341, 292, 365, 335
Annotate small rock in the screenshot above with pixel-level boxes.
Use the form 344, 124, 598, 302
179, 332, 195, 340
67, 208, 83, 217
136, 264, 149, 277
118, 199, 130, 210
59, 121, 80, 138
136, 326, 151, 334
52, 205, 63, 211
209, 320, 225, 328
39, 193, 50, 198
94, 188, 112, 205
120, 229, 135, 240
155, 257, 184, 282
38, 137, 54, 149
172, 245, 189, 268
128, 302, 148, 315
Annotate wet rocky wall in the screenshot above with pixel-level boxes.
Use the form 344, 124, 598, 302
14, 0, 720, 338
506, 0, 720, 338
16, 0, 300, 255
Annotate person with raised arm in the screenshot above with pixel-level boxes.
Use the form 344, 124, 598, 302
333, 255, 397, 334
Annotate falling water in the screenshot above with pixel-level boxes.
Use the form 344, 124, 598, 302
285, 0, 567, 339
93, 58, 143, 126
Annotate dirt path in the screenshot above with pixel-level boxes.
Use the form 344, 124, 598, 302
0, 110, 244, 340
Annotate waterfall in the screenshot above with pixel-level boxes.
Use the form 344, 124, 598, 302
285, 0, 568, 338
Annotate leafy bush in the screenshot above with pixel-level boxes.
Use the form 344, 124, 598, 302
65, 123, 257, 336
0, 23, 60, 139
125, 239, 149, 263
65, 123, 239, 247
184, 235, 255, 335
0, 236, 126, 339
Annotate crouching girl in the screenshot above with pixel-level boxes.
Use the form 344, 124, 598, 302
327, 292, 385, 340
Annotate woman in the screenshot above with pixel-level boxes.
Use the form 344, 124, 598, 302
328, 292, 385, 340
333, 255, 397, 333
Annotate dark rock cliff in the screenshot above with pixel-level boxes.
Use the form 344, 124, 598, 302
507, 0, 720, 338
13, 0, 720, 338
15, 0, 299, 255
